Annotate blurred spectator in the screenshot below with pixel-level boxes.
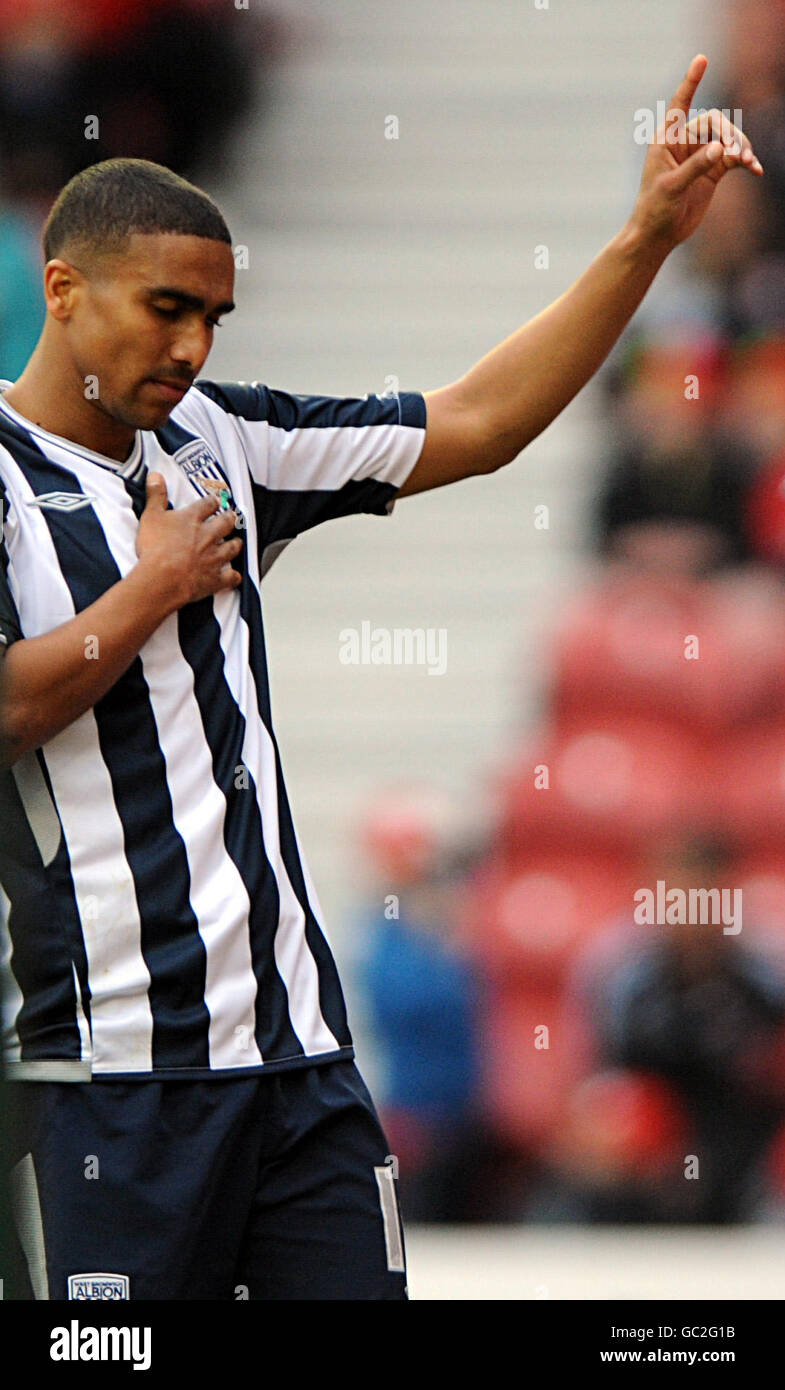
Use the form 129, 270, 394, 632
0, 0, 280, 204
566, 837, 785, 1222
595, 337, 753, 570
524, 1069, 689, 1223
352, 792, 497, 1222
591, 333, 750, 567
740, 92, 785, 233
744, 443, 785, 565
688, 165, 785, 338
722, 336, 785, 467
720, 0, 785, 111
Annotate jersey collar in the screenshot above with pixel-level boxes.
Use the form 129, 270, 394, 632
0, 380, 145, 480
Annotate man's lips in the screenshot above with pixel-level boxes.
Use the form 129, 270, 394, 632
147, 378, 192, 401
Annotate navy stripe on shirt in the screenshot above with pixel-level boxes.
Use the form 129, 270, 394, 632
2, 429, 212, 1069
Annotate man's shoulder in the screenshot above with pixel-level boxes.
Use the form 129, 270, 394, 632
186, 380, 271, 424
182, 382, 425, 432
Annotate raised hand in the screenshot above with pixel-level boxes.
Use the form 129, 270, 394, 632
630, 53, 763, 250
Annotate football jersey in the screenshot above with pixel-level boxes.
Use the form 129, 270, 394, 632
0, 379, 426, 1080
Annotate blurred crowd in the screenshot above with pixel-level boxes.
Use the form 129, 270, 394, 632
353, 1, 785, 1225
0, 0, 294, 379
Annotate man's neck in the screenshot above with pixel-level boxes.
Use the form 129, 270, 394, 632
5, 346, 137, 462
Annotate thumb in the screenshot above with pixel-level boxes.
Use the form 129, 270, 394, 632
144, 471, 169, 509
669, 139, 724, 194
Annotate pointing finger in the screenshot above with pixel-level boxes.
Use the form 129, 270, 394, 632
668, 53, 709, 120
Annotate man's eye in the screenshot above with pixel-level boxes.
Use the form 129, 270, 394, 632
153, 306, 222, 329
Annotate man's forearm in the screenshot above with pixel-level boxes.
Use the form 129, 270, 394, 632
458, 220, 672, 469
0, 561, 177, 766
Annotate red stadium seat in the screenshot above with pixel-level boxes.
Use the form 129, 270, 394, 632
726, 853, 785, 939
462, 852, 641, 1149
745, 449, 785, 564
549, 570, 785, 733
494, 717, 707, 857
480, 986, 577, 1151
552, 1069, 688, 1177
479, 993, 689, 1159
712, 723, 785, 849
702, 572, 785, 724
461, 852, 639, 983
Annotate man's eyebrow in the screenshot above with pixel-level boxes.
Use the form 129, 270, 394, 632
146, 286, 236, 315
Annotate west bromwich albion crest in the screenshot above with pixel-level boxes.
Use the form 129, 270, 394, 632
173, 439, 245, 527
67, 1272, 130, 1299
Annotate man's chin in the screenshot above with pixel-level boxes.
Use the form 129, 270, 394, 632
122, 395, 181, 431
139, 400, 179, 426
93, 393, 175, 434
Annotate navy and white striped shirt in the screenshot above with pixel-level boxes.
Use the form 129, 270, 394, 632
0, 379, 426, 1080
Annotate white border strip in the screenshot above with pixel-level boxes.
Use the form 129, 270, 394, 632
374, 1164, 406, 1274
10, 1152, 49, 1300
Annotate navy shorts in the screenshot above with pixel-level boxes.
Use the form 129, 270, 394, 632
5, 1059, 407, 1300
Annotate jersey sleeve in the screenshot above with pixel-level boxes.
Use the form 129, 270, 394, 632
193, 381, 427, 562
0, 480, 22, 652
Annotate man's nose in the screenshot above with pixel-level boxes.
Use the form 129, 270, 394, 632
170, 323, 210, 367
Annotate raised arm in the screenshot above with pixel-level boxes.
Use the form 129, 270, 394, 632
0, 475, 242, 766
398, 54, 763, 498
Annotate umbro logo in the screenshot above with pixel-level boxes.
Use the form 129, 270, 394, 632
25, 492, 96, 512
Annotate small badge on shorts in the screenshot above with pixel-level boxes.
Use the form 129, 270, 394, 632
67, 1272, 130, 1300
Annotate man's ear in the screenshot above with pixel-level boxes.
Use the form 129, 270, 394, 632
43, 259, 84, 322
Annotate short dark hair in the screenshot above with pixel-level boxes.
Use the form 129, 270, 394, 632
42, 158, 232, 265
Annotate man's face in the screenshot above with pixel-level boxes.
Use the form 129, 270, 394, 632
61, 232, 236, 431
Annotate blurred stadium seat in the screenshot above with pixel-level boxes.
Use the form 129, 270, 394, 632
460, 855, 640, 1150
712, 721, 785, 848
480, 987, 577, 1150
493, 717, 706, 856
461, 852, 638, 981
550, 569, 785, 733
728, 853, 785, 937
